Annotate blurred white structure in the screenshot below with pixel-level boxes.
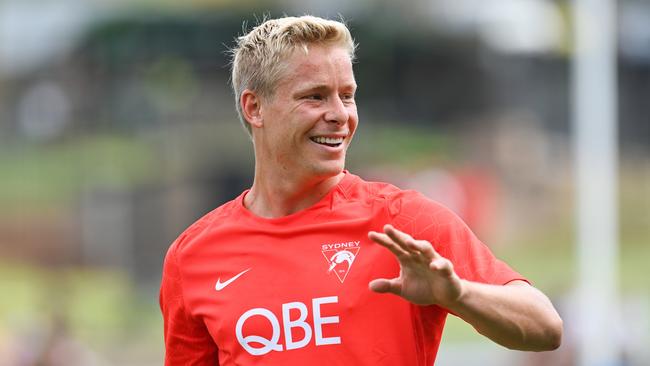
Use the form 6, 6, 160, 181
572, 0, 621, 366
0, 0, 93, 77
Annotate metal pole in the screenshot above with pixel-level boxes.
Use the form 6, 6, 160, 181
572, 0, 619, 365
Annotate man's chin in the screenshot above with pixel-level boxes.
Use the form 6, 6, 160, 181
310, 161, 345, 179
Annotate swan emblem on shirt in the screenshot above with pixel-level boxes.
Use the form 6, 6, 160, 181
328, 250, 355, 272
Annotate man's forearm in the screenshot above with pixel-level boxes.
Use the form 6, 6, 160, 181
446, 280, 563, 351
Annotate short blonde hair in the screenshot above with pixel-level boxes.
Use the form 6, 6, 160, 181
230, 15, 357, 135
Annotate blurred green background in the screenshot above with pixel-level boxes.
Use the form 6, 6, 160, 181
0, 0, 648, 365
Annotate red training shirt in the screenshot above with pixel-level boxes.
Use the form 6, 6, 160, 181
160, 171, 527, 365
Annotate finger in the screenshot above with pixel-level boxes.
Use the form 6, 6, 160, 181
405, 238, 438, 259
429, 258, 454, 277
384, 225, 438, 259
416, 240, 438, 258
383, 224, 425, 257
383, 224, 414, 249
368, 231, 410, 258
418, 240, 445, 262
369, 278, 402, 295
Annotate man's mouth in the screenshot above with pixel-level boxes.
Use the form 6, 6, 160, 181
310, 136, 344, 147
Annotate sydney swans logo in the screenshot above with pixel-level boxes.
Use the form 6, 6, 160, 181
321, 241, 360, 283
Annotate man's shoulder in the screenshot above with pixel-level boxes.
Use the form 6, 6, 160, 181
169, 194, 243, 253
345, 172, 450, 217
346, 173, 426, 204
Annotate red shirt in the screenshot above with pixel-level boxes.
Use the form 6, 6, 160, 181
160, 171, 527, 365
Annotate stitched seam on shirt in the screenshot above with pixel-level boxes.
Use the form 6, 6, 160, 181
171, 241, 194, 321
337, 178, 352, 200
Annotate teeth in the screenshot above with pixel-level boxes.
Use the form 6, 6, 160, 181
312, 136, 344, 145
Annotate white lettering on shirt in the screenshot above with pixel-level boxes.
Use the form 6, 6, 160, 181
235, 308, 283, 355
236, 296, 340, 356
312, 296, 341, 346
321, 241, 361, 251
282, 302, 312, 350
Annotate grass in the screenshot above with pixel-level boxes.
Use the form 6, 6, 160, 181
0, 261, 164, 364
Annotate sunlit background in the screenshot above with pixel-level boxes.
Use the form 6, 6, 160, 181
0, 0, 648, 365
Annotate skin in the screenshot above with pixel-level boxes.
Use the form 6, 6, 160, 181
241, 44, 357, 218
369, 224, 563, 351
240, 43, 563, 351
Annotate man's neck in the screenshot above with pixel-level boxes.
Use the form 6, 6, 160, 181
244, 168, 345, 219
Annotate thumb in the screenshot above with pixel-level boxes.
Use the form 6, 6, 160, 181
369, 278, 402, 295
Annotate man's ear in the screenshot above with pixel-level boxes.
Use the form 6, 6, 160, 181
241, 89, 263, 129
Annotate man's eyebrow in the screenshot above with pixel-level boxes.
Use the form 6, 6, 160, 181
299, 84, 328, 92
295, 83, 357, 94
291, 84, 327, 98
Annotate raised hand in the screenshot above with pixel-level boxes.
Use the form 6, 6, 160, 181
368, 224, 465, 307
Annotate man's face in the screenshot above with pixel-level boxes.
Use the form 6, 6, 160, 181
254, 44, 358, 181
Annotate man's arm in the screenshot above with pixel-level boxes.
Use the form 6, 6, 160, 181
368, 224, 563, 351
447, 280, 562, 351
160, 242, 219, 365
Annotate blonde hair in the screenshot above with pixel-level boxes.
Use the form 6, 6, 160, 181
230, 15, 357, 135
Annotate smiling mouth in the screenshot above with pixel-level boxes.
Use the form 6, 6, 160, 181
310, 136, 344, 147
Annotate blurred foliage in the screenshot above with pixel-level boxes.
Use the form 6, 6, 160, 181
0, 135, 158, 211
350, 123, 455, 166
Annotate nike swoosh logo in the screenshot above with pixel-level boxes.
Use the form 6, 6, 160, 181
215, 268, 251, 291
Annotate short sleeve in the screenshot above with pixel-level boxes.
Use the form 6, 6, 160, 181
160, 239, 219, 365
388, 191, 528, 286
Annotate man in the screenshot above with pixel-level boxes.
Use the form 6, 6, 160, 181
160, 15, 562, 365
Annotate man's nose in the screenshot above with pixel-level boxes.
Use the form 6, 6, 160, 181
324, 95, 349, 124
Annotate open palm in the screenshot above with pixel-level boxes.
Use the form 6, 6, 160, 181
368, 224, 465, 307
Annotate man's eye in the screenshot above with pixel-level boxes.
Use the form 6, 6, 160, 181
341, 94, 355, 103
305, 94, 323, 100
